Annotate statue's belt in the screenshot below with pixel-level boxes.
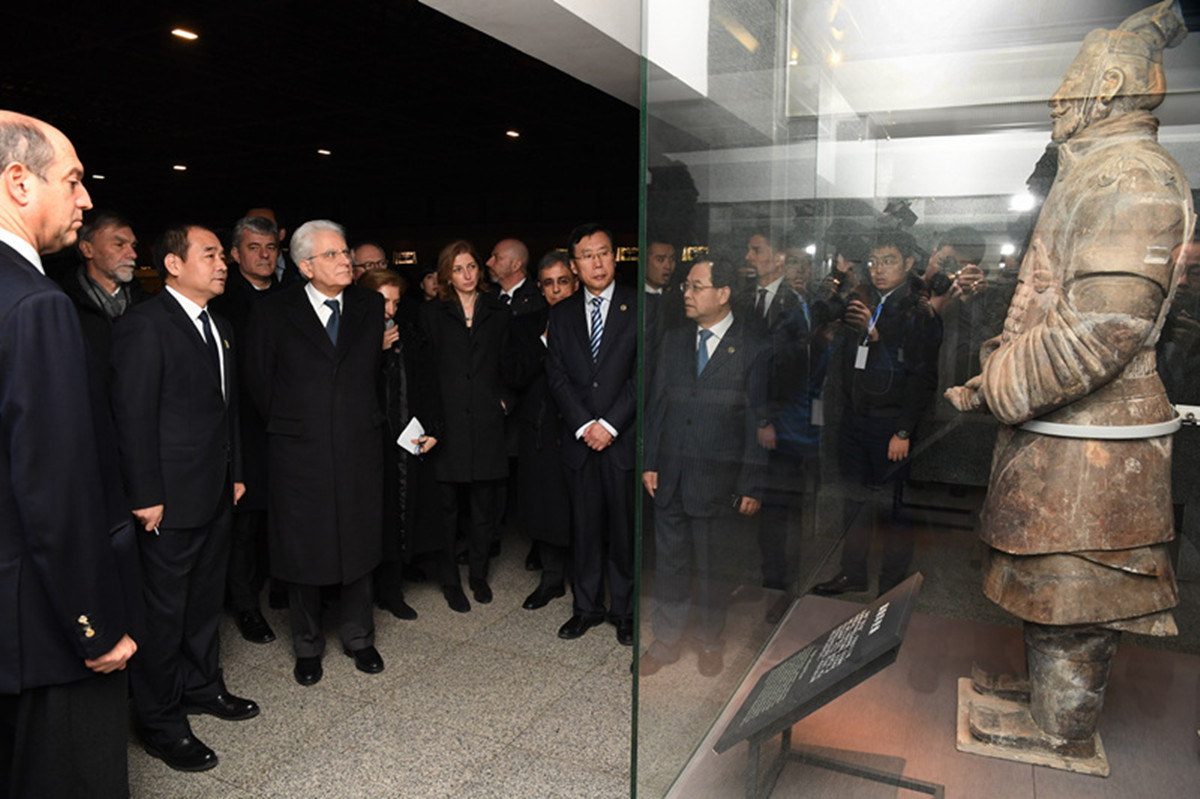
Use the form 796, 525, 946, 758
1019, 409, 1187, 439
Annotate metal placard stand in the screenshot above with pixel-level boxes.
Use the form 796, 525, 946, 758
713, 574, 943, 798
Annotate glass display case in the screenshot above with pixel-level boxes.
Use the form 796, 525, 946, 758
635, 2, 1200, 796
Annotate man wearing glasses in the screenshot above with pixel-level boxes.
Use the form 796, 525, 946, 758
813, 229, 941, 597
641, 259, 766, 676
547, 223, 638, 645
244, 220, 387, 686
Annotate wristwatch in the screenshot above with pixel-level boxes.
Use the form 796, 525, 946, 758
895, 429, 910, 440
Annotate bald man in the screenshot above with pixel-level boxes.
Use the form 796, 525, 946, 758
487, 237, 545, 316
0, 110, 139, 797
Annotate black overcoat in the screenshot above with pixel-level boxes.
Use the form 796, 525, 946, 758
243, 283, 385, 585
419, 294, 510, 483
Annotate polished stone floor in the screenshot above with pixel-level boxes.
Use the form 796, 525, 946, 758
128, 544, 633, 798
127, 479, 1200, 797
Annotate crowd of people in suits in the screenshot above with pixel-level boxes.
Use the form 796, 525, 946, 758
2, 108, 1046, 796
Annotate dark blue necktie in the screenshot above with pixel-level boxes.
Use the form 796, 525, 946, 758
324, 298, 340, 344
697, 328, 713, 375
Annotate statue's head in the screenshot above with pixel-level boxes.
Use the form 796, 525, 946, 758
1048, 0, 1186, 142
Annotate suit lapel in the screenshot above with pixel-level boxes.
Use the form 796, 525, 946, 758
160, 290, 223, 389
594, 285, 630, 367
215, 315, 235, 402
699, 321, 741, 380
335, 289, 369, 362
286, 286, 337, 359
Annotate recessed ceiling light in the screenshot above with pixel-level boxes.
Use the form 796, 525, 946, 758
91, 174, 106, 180
505, 130, 520, 139
173, 164, 187, 171
317, 148, 332, 156
171, 28, 198, 41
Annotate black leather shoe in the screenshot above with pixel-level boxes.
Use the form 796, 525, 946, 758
443, 585, 470, 613
381, 597, 418, 621
142, 734, 218, 772
522, 583, 565, 610
811, 573, 868, 596
469, 577, 492, 604
294, 656, 322, 686
235, 610, 275, 644
343, 645, 384, 674
615, 618, 634, 646
557, 614, 603, 640
183, 692, 260, 721
524, 545, 542, 571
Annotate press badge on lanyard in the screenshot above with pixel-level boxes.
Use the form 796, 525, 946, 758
855, 300, 884, 370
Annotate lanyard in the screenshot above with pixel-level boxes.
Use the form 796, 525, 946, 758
862, 298, 884, 346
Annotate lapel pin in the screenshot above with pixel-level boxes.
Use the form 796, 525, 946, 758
619, 304, 627, 312
223, 339, 230, 349
728, 346, 735, 354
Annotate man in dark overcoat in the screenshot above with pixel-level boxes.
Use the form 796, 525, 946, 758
244, 219, 386, 686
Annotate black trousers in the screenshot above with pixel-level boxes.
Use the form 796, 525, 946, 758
565, 451, 634, 620
226, 507, 267, 612
288, 574, 374, 658
838, 414, 913, 590
130, 498, 232, 743
0, 671, 130, 798
436, 480, 498, 586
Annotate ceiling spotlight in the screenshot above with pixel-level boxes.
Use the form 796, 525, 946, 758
91, 174, 105, 180
317, 148, 332, 156
805, 244, 817, 255
829, 49, 842, 66
171, 28, 198, 41
505, 130, 520, 139
1000, 243, 1016, 256
172, 164, 187, 171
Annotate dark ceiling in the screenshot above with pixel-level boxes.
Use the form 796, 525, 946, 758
4, 0, 640, 250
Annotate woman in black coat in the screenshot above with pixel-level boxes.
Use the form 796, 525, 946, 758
419, 241, 510, 612
358, 269, 441, 620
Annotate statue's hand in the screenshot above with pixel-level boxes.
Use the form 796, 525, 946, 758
945, 384, 984, 412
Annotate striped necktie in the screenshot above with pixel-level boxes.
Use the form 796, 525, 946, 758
589, 296, 603, 362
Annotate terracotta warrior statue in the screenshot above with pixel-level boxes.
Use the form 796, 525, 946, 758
946, 0, 1195, 769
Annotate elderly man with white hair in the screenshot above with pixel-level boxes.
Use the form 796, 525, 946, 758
244, 219, 387, 686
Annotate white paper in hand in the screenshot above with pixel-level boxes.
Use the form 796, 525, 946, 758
397, 417, 426, 455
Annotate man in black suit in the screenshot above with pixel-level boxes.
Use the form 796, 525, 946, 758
503, 251, 578, 610
0, 111, 138, 797
487, 237, 546, 316
111, 224, 259, 772
642, 238, 678, 361
58, 209, 149, 374
244, 219, 386, 686
211, 214, 282, 645
547, 223, 637, 645
741, 229, 808, 612
642, 259, 766, 676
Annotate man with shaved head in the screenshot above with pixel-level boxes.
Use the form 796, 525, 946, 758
0, 110, 139, 796
487, 237, 545, 316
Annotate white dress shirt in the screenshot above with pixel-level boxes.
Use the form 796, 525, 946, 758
165, 285, 226, 399
0, 228, 42, 274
